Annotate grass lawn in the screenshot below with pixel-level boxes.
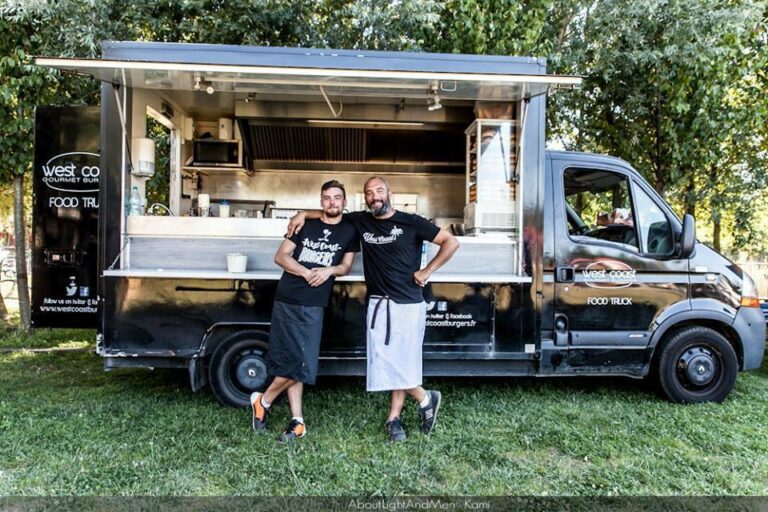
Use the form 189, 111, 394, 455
0, 328, 767, 496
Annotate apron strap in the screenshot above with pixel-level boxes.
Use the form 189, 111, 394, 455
370, 296, 392, 346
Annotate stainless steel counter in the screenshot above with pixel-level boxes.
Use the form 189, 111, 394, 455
119, 216, 527, 282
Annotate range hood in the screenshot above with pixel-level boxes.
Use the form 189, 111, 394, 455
239, 120, 466, 174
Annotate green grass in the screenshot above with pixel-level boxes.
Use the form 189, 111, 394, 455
0, 326, 93, 350
0, 329, 767, 496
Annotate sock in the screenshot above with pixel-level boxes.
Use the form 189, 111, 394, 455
293, 416, 304, 424
419, 394, 431, 408
260, 396, 271, 409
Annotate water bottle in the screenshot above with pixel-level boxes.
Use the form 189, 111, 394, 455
129, 186, 143, 216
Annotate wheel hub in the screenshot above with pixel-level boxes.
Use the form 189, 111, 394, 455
678, 346, 718, 386
234, 352, 268, 391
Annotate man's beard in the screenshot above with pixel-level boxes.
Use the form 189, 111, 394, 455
324, 207, 342, 218
367, 198, 391, 217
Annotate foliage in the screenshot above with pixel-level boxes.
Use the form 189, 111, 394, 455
428, 0, 583, 57
144, 117, 170, 209
549, 0, 768, 252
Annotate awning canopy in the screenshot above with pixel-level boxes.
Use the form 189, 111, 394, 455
35, 57, 581, 102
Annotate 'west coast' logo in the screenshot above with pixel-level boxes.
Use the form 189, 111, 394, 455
363, 225, 404, 245
582, 261, 637, 289
40, 152, 100, 193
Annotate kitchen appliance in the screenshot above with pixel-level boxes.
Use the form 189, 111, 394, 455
192, 139, 242, 167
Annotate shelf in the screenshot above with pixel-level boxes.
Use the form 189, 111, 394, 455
102, 268, 531, 284
182, 166, 248, 175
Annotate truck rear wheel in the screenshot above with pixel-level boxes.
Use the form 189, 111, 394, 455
657, 326, 738, 404
208, 330, 270, 408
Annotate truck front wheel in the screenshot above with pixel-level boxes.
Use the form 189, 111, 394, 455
208, 331, 270, 408
657, 326, 738, 404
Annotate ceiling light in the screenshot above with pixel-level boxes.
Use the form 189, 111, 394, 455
306, 120, 424, 127
427, 86, 442, 111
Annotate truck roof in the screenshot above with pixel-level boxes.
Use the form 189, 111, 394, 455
101, 40, 548, 76
547, 150, 633, 171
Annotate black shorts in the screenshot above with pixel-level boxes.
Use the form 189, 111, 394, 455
266, 300, 324, 384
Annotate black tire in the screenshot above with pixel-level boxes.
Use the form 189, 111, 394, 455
208, 330, 270, 408
656, 326, 738, 404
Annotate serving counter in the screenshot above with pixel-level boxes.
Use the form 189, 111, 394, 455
106, 216, 531, 283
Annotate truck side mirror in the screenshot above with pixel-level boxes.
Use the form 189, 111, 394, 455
680, 214, 695, 258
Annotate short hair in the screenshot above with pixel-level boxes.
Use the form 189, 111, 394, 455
363, 176, 391, 192
321, 180, 346, 199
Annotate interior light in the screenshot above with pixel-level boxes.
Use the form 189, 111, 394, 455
306, 120, 424, 127
427, 86, 442, 111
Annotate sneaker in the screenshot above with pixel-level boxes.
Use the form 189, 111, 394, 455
418, 390, 442, 434
250, 391, 269, 431
278, 419, 306, 444
385, 417, 407, 442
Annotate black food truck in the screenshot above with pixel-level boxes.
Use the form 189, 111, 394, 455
33, 41, 765, 407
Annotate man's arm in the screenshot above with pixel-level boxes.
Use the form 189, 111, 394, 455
414, 229, 460, 287
286, 210, 322, 237
306, 251, 356, 287
274, 238, 311, 280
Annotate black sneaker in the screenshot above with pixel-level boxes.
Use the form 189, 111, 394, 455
385, 417, 407, 442
419, 390, 442, 434
277, 419, 306, 444
250, 391, 269, 431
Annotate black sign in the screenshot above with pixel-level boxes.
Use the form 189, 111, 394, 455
31, 106, 100, 328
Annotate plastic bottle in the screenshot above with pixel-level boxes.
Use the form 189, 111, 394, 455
129, 186, 143, 216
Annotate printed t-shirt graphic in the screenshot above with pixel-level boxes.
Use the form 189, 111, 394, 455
275, 218, 359, 307
346, 211, 440, 303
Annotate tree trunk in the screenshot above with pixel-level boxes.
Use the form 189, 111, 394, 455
684, 172, 696, 217
14, 173, 31, 329
0, 282, 7, 326
713, 219, 721, 252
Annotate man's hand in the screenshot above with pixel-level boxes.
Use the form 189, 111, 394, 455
286, 212, 307, 237
306, 266, 334, 287
413, 268, 432, 287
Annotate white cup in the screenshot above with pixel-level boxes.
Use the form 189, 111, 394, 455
198, 193, 210, 208
227, 253, 247, 273
219, 204, 230, 218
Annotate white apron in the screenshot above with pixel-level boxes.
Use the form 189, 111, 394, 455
366, 296, 427, 392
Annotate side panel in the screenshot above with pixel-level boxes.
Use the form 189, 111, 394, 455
102, 278, 532, 363
31, 106, 100, 328
98, 83, 129, 344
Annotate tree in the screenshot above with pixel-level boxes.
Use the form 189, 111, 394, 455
550, 0, 768, 254
0, 0, 105, 328
428, 0, 584, 57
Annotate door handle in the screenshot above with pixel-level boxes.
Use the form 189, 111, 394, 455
556, 266, 575, 283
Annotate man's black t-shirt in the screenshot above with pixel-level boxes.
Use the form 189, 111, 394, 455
275, 218, 359, 307
346, 211, 440, 303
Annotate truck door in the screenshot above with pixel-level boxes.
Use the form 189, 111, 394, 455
552, 159, 689, 349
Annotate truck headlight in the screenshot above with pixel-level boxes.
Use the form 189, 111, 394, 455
740, 272, 761, 308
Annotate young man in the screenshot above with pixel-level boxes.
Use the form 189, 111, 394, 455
251, 180, 359, 443
289, 176, 459, 441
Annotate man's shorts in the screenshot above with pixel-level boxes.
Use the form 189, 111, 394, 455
267, 300, 324, 385
366, 296, 427, 392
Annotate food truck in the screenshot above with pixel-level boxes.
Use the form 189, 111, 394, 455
32, 41, 765, 407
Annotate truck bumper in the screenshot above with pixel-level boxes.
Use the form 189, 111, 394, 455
733, 306, 766, 371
